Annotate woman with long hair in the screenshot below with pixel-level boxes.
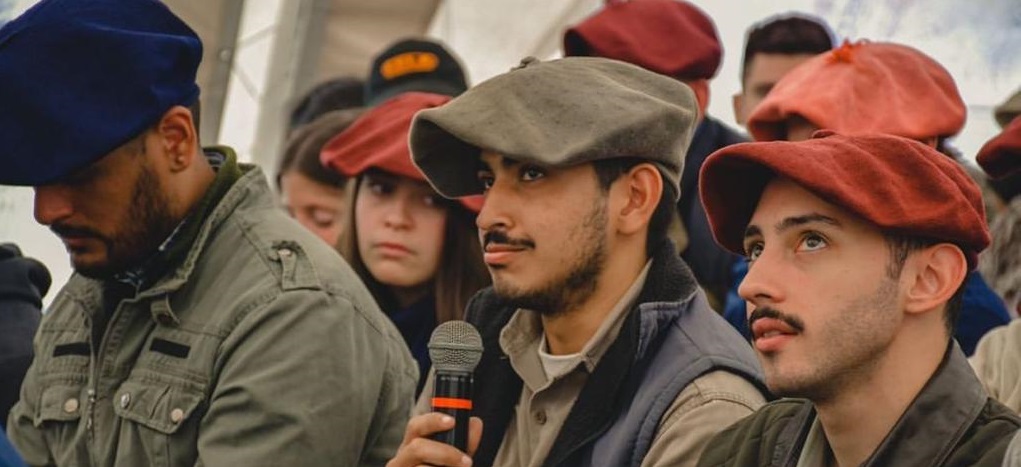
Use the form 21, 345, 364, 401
321, 92, 489, 394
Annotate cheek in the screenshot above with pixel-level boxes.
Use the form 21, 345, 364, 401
416, 210, 448, 269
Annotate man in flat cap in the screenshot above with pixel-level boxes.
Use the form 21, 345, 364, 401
563, 0, 745, 309
720, 41, 1011, 354
0, 1, 417, 466
696, 132, 1020, 466
387, 56, 769, 467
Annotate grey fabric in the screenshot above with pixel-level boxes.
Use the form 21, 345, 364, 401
409, 56, 699, 200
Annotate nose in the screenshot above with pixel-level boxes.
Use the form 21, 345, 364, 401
382, 194, 413, 230
33, 185, 74, 226
737, 249, 786, 310
475, 179, 512, 233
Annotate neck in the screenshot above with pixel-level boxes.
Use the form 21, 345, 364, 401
541, 243, 646, 355
814, 324, 947, 467
391, 283, 430, 310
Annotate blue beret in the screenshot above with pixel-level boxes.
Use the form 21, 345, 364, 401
0, 0, 202, 186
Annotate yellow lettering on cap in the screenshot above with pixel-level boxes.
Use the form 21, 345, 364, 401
380, 52, 440, 80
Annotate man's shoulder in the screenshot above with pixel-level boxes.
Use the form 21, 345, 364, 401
696, 398, 809, 467
949, 398, 1021, 466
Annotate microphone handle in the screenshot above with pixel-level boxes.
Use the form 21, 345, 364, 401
430, 371, 473, 451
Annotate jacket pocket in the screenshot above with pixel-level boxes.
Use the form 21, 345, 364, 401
35, 383, 83, 427
112, 379, 205, 467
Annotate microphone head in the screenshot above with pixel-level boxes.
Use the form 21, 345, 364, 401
428, 320, 484, 373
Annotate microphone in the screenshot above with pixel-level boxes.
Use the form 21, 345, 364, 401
427, 320, 484, 451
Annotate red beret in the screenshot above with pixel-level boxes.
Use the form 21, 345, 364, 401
563, 0, 721, 80
321, 92, 483, 212
976, 117, 1021, 180
699, 132, 989, 268
747, 41, 966, 142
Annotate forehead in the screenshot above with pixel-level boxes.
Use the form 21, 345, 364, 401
745, 53, 817, 84
748, 177, 853, 230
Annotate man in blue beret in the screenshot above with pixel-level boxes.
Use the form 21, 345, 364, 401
0, 1, 417, 466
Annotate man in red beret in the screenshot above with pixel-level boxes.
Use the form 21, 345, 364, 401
563, 0, 744, 307
719, 40, 1011, 355
696, 132, 1020, 466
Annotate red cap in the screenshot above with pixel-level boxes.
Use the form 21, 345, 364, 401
563, 0, 721, 80
321, 92, 483, 212
699, 131, 989, 268
747, 41, 966, 142
976, 117, 1021, 180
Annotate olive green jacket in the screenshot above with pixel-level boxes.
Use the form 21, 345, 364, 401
7, 159, 418, 467
698, 343, 1020, 467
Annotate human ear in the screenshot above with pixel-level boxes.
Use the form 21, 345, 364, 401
616, 163, 662, 236
903, 243, 968, 316
155, 105, 199, 172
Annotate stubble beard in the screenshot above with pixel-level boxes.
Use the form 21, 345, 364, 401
492, 197, 608, 317
765, 276, 901, 404
74, 161, 179, 279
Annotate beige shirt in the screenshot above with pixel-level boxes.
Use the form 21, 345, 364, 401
416, 263, 766, 467
970, 320, 1021, 413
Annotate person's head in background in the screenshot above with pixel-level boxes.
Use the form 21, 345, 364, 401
364, 37, 468, 107
732, 13, 834, 126
977, 117, 1021, 315
324, 92, 488, 321
747, 41, 965, 148
288, 77, 364, 131
276, 108, 363, 246
563, 0, 720, 118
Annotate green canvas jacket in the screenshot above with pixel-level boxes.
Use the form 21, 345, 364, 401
698, 343, 1020, 467
7, 151, 417, 466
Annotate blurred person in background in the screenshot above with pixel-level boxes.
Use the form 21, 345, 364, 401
276, 108, 363, 246
288, 76, 364, 131
0, 244, 49, 429
322, 92, 489, 395
697, 133, 1020, 466
0, 1, 416, 465
968, 117, 1021, 413
720, 41, 1010, 355
563, 0, 742, 308
364, 38, 469, 107
731, 13, 834, 132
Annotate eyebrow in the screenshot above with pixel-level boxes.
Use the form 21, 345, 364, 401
477, 156, 522, 172
744, 213, 841, 240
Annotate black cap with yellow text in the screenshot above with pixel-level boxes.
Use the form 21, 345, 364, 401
365, 38, 468, 107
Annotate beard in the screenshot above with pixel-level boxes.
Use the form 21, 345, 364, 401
66, 161, 179, 279
762, 276, 901, 403
492, 197, 608, 317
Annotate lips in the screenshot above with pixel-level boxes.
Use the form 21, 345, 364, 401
375, 242, 413, 257
751, 317, 799, 353
483, 243, 527, 266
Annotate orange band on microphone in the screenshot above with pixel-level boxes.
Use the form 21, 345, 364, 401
432, 397, 473, 410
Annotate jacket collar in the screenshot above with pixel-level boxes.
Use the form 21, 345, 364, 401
779, 342, 989, 466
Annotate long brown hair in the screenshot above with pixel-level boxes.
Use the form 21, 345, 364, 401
337, 175, 490, 322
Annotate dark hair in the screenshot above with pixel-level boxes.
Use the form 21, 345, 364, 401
741, 14, 835, 82
276, 108, 363, 191
289, 77, 365, 130
337, 174, 490, 322
592, 158, 675, 256
884, 233, 967, 336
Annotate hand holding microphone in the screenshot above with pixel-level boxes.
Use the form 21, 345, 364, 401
387, 321, 485, 467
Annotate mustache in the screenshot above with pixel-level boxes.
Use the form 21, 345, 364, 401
51, 223, 102, 239
748, 306, 806, 334
482, 230, 535, 249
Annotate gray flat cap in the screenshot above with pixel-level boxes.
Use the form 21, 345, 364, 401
409, 56, 698, 199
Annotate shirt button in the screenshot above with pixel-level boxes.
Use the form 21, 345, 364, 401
278, 248, 293, 258
63, 398, 79, 413
533, 410, 547, 425
170, 408, 185, 424
119, 393, 131, 409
